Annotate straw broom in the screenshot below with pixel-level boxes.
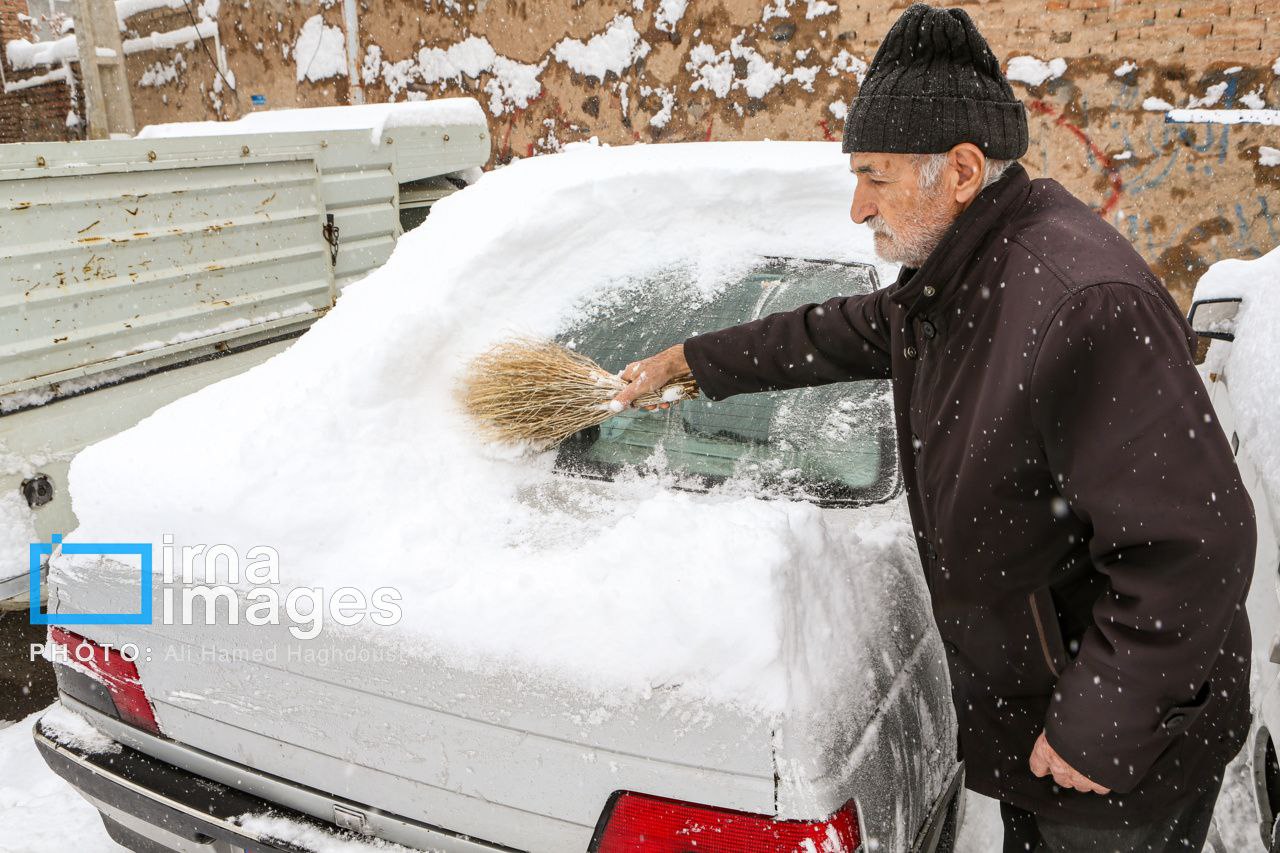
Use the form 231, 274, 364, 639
462, 338, 699, 448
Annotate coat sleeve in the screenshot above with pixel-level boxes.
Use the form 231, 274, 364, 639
682, 287, 895, 401
1029, 281, 1256, 793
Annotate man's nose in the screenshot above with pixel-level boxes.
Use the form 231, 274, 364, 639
850, 184, 876, 225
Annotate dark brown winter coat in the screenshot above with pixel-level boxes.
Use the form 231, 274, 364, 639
683, 163, 1256, 825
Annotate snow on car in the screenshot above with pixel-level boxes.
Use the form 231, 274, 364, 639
31, 141, 962, 852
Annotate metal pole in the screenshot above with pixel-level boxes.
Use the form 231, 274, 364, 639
342, 0, 364, 105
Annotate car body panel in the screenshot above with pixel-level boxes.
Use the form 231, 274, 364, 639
45, 486, 956, 851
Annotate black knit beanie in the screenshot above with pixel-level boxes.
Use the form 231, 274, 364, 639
841, 3, 1029, 159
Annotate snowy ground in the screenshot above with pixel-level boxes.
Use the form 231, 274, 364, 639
0, 712, 125, 853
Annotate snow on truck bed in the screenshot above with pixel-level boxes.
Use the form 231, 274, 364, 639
63, 140, 923, 715
136, 98, 487, 144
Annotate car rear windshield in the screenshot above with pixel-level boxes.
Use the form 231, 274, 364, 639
554, 258, 898, 505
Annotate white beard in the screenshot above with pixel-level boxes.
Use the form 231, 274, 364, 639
868, 194, 956, 268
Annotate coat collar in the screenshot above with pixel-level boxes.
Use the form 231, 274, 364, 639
887, 163, 1032, 311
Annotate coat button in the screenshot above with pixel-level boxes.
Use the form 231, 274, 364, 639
923, 285, 937, 298
904, 345, 918, 359
1162, 711, 1188, 732
920, 320, 937, 339
911, 433, 922, 453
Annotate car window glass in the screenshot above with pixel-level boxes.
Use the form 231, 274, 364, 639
554, 258, 897, 504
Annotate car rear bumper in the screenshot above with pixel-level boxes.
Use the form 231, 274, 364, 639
35, 697, 963, 853
33, 701, 513, 853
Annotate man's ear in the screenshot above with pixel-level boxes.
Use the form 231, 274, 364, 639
950, 144, 986, 205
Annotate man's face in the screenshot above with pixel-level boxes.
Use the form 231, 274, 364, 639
848, 152, 960, 268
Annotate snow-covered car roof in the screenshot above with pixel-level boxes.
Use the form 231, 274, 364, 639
63, 140, 920, 716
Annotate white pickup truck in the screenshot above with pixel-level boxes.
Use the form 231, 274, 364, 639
0, 100, 490, 605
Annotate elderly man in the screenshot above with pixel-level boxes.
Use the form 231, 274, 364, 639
613, 4, 1256, 851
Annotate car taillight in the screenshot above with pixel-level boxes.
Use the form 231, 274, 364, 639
592, 792, 861, 853
49, 627, 160, 735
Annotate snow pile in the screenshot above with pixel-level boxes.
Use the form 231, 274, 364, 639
1113, 60, 1137, 77
1143, 96, 1174, 111
551, 14, 649, 80
1195, 245, 1280, 520
0, 711, 122, 851
294, 14, 347, 83
62, 141, 916, 714
137, 98, 486, 145
1261, 146, 1280, 167
1005, 55, 1066, 86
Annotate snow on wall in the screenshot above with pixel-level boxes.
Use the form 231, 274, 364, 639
640, 84, 674, 128
1005, 55, 1067, 86
139, 53, 186, 87
114, 0, 188, 25
294, 14, 347, 83
122, 20, 217, 56
5, 34, 77, 71
3, 64, 69, 93
653, 0, 688, 33
1164, 108, 1280, 126
363, 35, 543, 116
551, 14, 649, 81
6, 0, 218, 69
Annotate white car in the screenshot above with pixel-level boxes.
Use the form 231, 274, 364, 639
1189, 246, 1280, 852
32, 141, 964, 853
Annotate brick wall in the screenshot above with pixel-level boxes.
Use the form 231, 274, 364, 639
0, 0, 84, 143
3, 1, 1276, 301
0, 0, 30, 46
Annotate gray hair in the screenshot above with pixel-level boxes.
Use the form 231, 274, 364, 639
915, 153, 1015, 192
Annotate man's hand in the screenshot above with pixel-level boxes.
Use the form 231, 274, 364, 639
1029, 731, 1111, 795
612, 344, 691, 411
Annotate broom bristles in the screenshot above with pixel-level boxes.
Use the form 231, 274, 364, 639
462, 338, 699, 448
